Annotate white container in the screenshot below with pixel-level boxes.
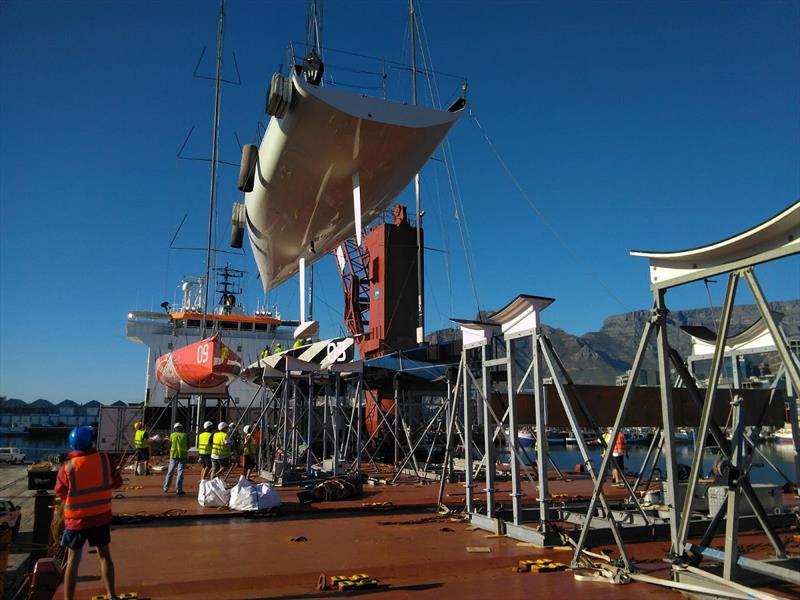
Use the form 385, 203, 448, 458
662, 479, 712, 513
707, 484, 783, 517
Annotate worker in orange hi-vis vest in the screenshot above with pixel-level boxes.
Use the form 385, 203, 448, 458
602, 428, 628, 487
55, 426, 123, 600
611, 430, 628, 487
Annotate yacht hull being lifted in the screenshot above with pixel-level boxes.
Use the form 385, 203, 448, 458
154, 333, 242, 395
244, 73, 463, 291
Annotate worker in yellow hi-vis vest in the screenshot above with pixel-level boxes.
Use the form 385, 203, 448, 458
211, 422, 232, 478
163, 422, 188, 495
133, 421, 151, 475
197, 421, 214, 480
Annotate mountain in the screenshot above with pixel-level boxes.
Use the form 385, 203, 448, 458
544, 300, 800, 385
428, 300, 800, 385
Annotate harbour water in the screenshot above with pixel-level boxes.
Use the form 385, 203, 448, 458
0, 433, 70, 462
1, 432, 795, 486
501, 441, 797, 486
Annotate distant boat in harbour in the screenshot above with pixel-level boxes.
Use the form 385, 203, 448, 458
624, 428, 653, 445
565, 430, 601, 446
515, 428, 566, 448
771, 425, 795, 444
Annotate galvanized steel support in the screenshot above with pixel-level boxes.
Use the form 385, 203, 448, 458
676, 272, 740, 550
572, 312, 657, 564
505, 337, 523, 525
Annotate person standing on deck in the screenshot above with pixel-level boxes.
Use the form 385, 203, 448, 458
133, 421, 150, 475
612, 430, 627, 487
227, 422, 242, 474
163, 423, 188, 495
55, 426, 123, 600
602, 428, 627, 486
198, 420, 214, 480
242, 425, 257, 480
211, 422, 231, 478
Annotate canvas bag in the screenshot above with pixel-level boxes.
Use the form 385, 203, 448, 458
256, 482, 281, 509
197, 477, 230, 507
228, 476, 259, 511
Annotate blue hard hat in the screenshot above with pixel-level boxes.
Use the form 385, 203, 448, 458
69, 426, 94, 451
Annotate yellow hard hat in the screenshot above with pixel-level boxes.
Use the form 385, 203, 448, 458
134, 421, 143, 430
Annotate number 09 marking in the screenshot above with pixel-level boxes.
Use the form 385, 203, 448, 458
197, 343, 210, 364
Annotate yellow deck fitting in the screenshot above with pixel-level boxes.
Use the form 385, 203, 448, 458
516, 558, 567, 573
332, 573, 379, 591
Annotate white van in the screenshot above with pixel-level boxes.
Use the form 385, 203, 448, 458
0, 447, 26, 464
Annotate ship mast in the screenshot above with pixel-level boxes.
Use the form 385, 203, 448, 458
201, 0, 225, 338
410, 0, 424, 344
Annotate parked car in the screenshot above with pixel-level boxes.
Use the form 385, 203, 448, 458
0, 447, 26, 464
0, 498, 22, 538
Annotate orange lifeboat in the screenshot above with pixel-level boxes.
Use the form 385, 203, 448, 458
155, 333, 241, 393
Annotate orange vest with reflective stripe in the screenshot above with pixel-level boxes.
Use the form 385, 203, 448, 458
613, 432, 626, 456
63, 453, 113, 520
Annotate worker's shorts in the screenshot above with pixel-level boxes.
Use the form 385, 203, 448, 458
212, 457, 230, 472
199, 454, 212, 469
613, 454, 625, 473
243, 454, 255, 471
135, 447, 149, 461
61, 524, 111, 550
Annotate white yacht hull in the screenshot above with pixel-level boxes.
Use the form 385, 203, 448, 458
245, 74, 462, 291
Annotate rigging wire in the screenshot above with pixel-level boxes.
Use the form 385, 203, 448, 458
415, 2, 482, 316
431, 161, 454, 317
288, 40, 466, 82
703, 276, 736, 430
468, 106, 629, 311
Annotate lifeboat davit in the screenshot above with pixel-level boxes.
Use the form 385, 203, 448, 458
155, 333, 242, 394
242, 72, 464, 291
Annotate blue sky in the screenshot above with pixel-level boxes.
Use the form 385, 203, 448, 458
1, 0, 798, 403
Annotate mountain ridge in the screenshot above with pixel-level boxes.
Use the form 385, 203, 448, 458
542, 300, 800, 384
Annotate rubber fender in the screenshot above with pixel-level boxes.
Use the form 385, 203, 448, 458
266, 72, 292, 118
230, 221, 243, 250
230, 203, 245, 249
266, 73, 280, 115
282, 76, 293, 114
237, 144, 258, 192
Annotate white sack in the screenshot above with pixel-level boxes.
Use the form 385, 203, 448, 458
197, 477, 230, 507
256, 482, 281, 509
229, 476, 259, 511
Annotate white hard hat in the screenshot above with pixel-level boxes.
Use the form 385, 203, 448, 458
203, 421, 213, 429
173, 422, 183, 429
218, 422, 228, 431
243, 425, 251, 434
229, 422, 236, 429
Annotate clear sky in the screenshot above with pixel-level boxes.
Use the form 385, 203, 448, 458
1, 1, 798, 404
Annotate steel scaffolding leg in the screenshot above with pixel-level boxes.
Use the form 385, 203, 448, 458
479, 345, 495, 517
670, 349, 787, 557
531, 333, 551, 534
723, 396, 744, 580
677, 273, 739, 550
573, 310, 658, 564
463, 348, 475, 513
506, 337, 523, 525
653, 291, 682, 555
539, 336, 633, 569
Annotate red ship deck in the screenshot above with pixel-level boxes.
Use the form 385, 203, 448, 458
53, 463, 800, 600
